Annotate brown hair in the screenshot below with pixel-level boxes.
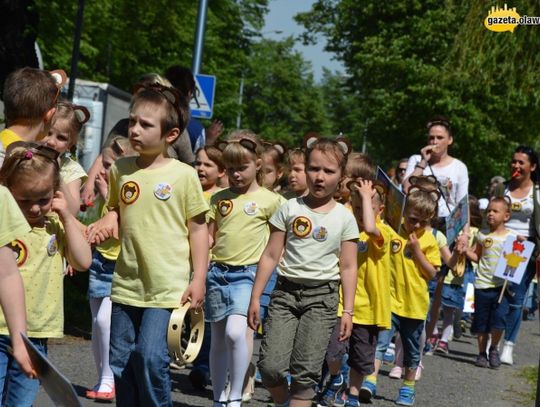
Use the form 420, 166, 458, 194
130, 87, 189, 134
102, 136, 136, 161
305, 138, 348, 173
222, 129, 264, 185
0, 146, 60, 190
3, 68, 58, 125
405, 189, 438, 220
346, 152, 375, 180
196, 145, 225, 171
51, 101, 89, 152
288, 148, 305, 166
489, 196, 511, 213
426, 115, 453, 138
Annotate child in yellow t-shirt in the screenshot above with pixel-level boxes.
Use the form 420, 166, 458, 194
41, 101, 90, 215
87, 85, 209, 406
207, 131, 284, 407
319, 179, 393, 407
0, 68, 66, 166
0, 185, 34, 379
0, 143, 92, 406
361, 186, 441, 406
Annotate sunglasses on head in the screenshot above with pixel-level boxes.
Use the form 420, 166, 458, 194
426, 119, 450, 130
216, 138, 258, 153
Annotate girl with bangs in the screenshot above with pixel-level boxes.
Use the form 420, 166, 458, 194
206, 130, 285, 407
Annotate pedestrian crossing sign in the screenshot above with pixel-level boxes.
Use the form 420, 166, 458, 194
190, 74, 216, 119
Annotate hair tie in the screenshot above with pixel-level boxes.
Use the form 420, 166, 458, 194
24, 151, 33, 160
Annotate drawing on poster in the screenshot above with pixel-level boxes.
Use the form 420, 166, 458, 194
376, 167, 405, 233
493, 236, 535, 284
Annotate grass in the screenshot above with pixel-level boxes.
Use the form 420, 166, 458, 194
517, 365, 538, 403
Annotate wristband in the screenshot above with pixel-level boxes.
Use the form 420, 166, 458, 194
342, 309, 354, 316
415, 163, 426, 170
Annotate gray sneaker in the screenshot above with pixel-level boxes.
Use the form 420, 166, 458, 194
489, 348, 501, 369
475, 352, 489, 368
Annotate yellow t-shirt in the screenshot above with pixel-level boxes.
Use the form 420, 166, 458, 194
107, 157, 209, 308
0, 215, 66, 338
338, 219, 393, 329
0, 128, 22, 149
209, 188, 285, 266
0, 186, 30, 247
390, 227, 442, 320
95, 201, 120, 260
60, 155, 88, 186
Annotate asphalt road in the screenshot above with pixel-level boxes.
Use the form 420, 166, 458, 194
35, 318, 538, 406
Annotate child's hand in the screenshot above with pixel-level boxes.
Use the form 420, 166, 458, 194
517, 235, 526, 242
181, 278, 205, 310
357, 179, 375, 199
81, 183, 96, 206
95, 172, 108, 200
456, 234, 468, 254
86, 213, 118, 245
247, 298, 261, 331
407, 232, 421, 254
339, 314, 352, 342
11, 342, 37, 379
51, 191, 70, 220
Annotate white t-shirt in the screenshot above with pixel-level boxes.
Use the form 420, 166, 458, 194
475, 230, 515, 289
270, 198, 359, 284
405, 154, 469, 218
505, 186, 534, 238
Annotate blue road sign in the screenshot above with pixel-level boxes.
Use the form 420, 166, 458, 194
190, 74, 216, 119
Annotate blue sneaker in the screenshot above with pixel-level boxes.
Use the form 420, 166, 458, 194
395, 386, 416, 406
255, 368, 262, 384
316, 374, 344, 407
333, 390, 346, 406
359, 379, 377, 403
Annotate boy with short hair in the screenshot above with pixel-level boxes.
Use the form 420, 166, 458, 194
361, 187, 442, 406
0, 67, 63, 165
88, 84, 209, 406
459, 197, 514, 369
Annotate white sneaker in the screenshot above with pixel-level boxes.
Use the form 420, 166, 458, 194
415, 362, 423, 381
500, 341, 514, 365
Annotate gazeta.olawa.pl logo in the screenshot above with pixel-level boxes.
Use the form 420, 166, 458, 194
484, 4, 540, 32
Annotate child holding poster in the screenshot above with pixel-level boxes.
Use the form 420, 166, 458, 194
458, 197, 514, 369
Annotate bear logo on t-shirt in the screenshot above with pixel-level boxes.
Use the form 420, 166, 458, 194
391, 239, 402, 254
121, 181, 140, 205
484, 238, 494, 249
218, 200, 233, 217
10, 240, 27, 267
292, 216, 312, 238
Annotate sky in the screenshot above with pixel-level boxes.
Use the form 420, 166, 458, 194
263, 0, 344, 82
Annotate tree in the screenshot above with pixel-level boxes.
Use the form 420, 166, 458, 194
297, 0, 540, 193
240, 37, 330, 145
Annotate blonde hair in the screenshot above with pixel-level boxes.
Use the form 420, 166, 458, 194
405, 190, 438, 220
222, 129, 264, 185
346, 152, 375, 180
0, 146, 60, 190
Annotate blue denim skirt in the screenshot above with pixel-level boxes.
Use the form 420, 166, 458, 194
88, 251, 115, 298
441, 283, 465, 309
205, 262, 256, 322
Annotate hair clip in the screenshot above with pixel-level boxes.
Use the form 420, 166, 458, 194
73, 105, 91, 124
24, 150, 33, 160
133, 83, 182, 112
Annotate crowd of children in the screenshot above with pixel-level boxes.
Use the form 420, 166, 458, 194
0, 65, 538, 407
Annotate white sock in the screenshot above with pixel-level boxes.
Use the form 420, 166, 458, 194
225, 315, 250, 404
210, 320, 229, 403
440, 307, 454, 343
89, 297, 114, 392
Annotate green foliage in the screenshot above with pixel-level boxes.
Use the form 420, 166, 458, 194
298, 0, 540, 194
241, 38, 330, 145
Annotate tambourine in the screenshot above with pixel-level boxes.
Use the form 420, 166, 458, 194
167, 301, 205, 364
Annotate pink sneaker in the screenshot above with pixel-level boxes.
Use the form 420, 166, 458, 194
388, 366, 402, 379
415, 362, 423, 381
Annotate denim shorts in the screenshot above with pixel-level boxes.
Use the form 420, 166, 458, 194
88, 251, 115, 299
471, 287, 510, 333
205, 262, 256, 323
441, 283, 465, 309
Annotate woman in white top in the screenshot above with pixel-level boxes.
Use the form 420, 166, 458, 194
496, 145, 539, 365
403, 116, 469, 220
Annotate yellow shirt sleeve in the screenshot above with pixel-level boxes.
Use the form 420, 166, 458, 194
0, 186, 30, 246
